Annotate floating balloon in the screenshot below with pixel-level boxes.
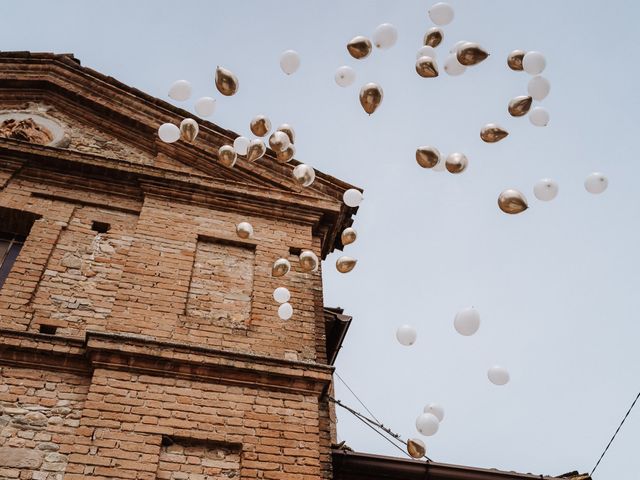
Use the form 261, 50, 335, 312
273, 287, 290, 304
343, 189, 364, 207
444, 55, 466, 76
407, 438, 426, 459
416, 413, 439, 436
488, 366, 510, 386
445, 152, 468, 174
508, 95, 533, 117
292, 164, 315, 187
246, 139, 266, 162
498, 189, 528, 214
528, 76, 551, 101
194, 97, 216, 117
449, 40, 469, 54
269, 131, 290, 152
215, 66, 239, 96
454, 307, 480, 336
507, 50, 525, 71
480, 124, 509, 143
236, 222, 253, 239
359, 83, 384, 114
428, 2, 455, 25
233, 136, 250, 155
218, 145, 237, 167
522, 51, 546, 75
250, 115, 272, 137
584, 173, 608, 194
416, 57, 439, 78
336, 256, 357, 273
416, 146, 441, 169
416, 46, 437, 60
276, 144, 295, 163
158, 123, 180, 143
277, 124, 295, 144
168, 80, 192, 101
280, 50, 301, 75
272, 258, 291, 277
278, 302, 293, 320
456, 42, 489, 66
180, 118, 199, 143
396, 325, 417, 346
529, 107, 550, 127
424, 404, 444, 422
533, 179, 558, 201
335, 66, 356, 87
341, 227, 357, 246
347, 36, 372, 59
423, 27, 443, 47
299, 250, 319, 273
372, 23, 398, 49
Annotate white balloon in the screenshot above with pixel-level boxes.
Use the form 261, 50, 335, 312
292, 164, 316, 187
423, 403, 444, 422
335, 66, 356, 87
533, 178, 559, 201
396, 325, 417, 346
428, 2, 455, 25
372, 23, 398, 49
233, 136, 250, 155
449, 40, 468, 54
271, 131, 291, 151
584, 172, 608, 194
280, 50, 301, 75
444, 55, 466, 76
168, 80, 192, 101
158, 123, 180, 143
527, 76, 551, 101
343, 189, 364, 207
454, 307, 480, 336
488, 366, 510, 386
415, 413, 439, 436
278, 302, 293, 320
529, 107, 549, 127
416, 46, 437, 60
273, 287, 290, 304
523, 51, 546, 75
194, 97, 216, 117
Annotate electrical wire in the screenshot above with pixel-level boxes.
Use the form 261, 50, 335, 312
335, 371, 382, 424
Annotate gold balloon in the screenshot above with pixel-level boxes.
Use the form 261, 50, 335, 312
415, 57, 439, 78
498, 189, 528, 214
508, 95, 533, 117
236, 221, 253, 239
347, 36, 372, 59
341, 227, 357, 246
299, 250, 319, 273
359, 83, 383, 115
218, 145, 237, 167
423, 27, 443, 48
456, 43, 490, 66
276, 144, 295, 163
277, 124, 296, 144
445, 152, 468, 174
179, 118, 199, 143
215, 66, 239, 96
246, 139, 266, 162
480, 123, 509, 143
269, 131, 290, 152
407, 439, 426, 459
272, 258, 291, 277
250, 115, 272, 137
336, 256, 357, 274
415, 146, 441, 169
507, 50, 525, 71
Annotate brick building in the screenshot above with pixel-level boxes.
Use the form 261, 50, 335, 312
0, 52, 589, 480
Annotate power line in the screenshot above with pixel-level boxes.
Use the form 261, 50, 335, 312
591, 390, 640, 476
335, 371, 382, 424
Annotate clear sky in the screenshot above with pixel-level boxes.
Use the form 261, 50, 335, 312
3, 1, 639, 478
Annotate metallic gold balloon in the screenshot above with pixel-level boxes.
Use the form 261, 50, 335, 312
336, 256, 357, 274
246, 139, 266, 162
359, 83, 383, 115
276, 144, 295, 163
508, 95, 533, 117
218, 145, 237, 167
456, 43, 490, 66
445, 152, 468, 174
507, 50, 525, 71
179, 118, 199, 143
299, 250, 319, 273
480, 124, 509, 143
277, 124, 295, 144
272, 258, 291, 277
415, 146, 441, 169
250, 115, 271, 137
407, 439, 426, 459
341, 227, 357, 246
415, 57, 439, 78
498, 189, 528, 214
347, 36, 373, 59
236, 221, 253, 239
215, 66, 239, 96
423, 27, 443, 48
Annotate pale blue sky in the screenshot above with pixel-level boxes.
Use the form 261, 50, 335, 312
3, 1, 639, 478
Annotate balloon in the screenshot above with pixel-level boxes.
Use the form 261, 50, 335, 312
280, 50, 301, 75
508, 95, 533, 117
158, 123, 180, 143
423, 27, 443, 47
428, 2, 455, 25
529, 107, 550, 127
433, 158, 447, 172
215, 66, 239, 96
168, 80, 192, 101
269, 131, 290, 152
396, 325, 417, 346
498, 189, 528, 214
179, 118, 199, 143
246, 139, 266, 162
416, 46, 437, 60
236, 222, 253, 239
359, 83, 384, 114
584, 172, 608, 194
488, 366, 510, 386
347, 36, 372, 60
278, 302, 293, 320
276, 144, 295, 163
292, 164, 315, 187
533, 179, 558, 201
194, 97, 216, 117
273, 287, 290, 304
218, 145, 237, 167
480, 124, 509, 143
444, 55, 466, 76
415, 413, 439, 436
456, 42, 489, 66
372, 23, 398, 49
250, 115, 272, 137
336, 256, 357, 273
445, 152, 468, 174
454, 307, 480, 336
416, 57, 439, 78
299, 250, 319, 272
423, 404, 444, 422
528, 76, 551, 101
523, 51, 546, 75
277, 124, 295, 144
507, 50, 525, 71
335, 66, 356, 87
343, 189, 364, 207
341, 227, 357, 246
272, 258, 291, 277
233, 136, 250, 155
407, 438, 426, 459
449, 40, 469, 54
416, 146, 441, 169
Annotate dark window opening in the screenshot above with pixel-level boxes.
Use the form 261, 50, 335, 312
289, 246, 302, 256
39, 324, 57, 335
91, 221, 110, 233
0, 206, 40, 290
0, 233, 25, 288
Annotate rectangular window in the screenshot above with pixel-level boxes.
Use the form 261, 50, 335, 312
0, 207, 40, 290
0, 232, 25, 288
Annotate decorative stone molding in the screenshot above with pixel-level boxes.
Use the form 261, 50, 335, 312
0, 111, 70, 147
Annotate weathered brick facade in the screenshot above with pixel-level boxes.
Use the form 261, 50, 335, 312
0, 52, 356, 479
